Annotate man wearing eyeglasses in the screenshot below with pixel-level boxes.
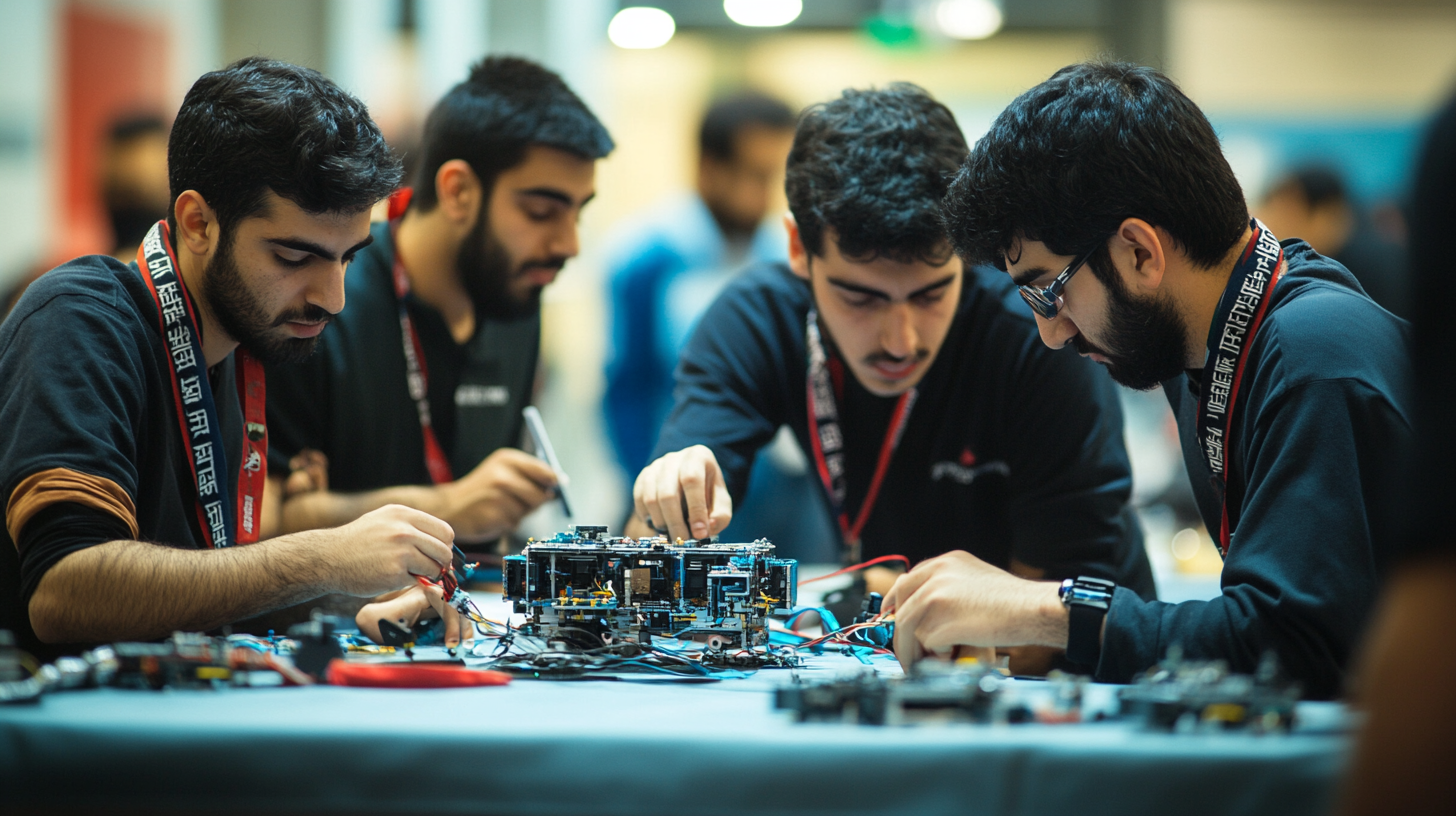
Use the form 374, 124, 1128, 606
892, 62, 1412, 699
627, 85, 1154, 667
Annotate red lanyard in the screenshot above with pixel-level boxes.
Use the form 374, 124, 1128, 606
804, 310, 917, 553
386, 188, 454, 485
136, 221, 266, 547
1196, 219, 1287, 556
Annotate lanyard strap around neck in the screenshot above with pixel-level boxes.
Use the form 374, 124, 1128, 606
1196, 218, 1287, 556
136, 221, 267, 547
387, 188, 454, 485
804, 309, 916, 556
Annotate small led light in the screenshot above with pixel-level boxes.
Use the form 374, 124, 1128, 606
935, 0, 1004, 40
723, 0, 803, 28
608, 6, 676, 50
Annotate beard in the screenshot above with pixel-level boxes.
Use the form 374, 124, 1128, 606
202, 235, 332, 365
1074, 268, 1190, 391
455, 210, 566, 323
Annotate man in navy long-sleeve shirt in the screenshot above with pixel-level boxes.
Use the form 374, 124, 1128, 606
892, 61, 1412, 699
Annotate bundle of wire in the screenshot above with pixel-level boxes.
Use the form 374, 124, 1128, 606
478, 629, 749, 679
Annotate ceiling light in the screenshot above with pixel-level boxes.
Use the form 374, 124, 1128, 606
935, 0, 1003, 40
723, 0, 803, 28
608, 6, 676, 49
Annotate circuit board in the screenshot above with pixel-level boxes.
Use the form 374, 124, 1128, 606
503, 525, 797, 649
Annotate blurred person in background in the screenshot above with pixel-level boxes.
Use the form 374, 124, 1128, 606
102, 113, 171, 261
1338, 90, 1456, 816
907, 61, 1411, 699
602, 92, 836, 558
1255, 165, 1409, 319
0, 58, 470, 658
629, 85, 1152, 667
2, 114, 171, 320
263, 57, 613, 557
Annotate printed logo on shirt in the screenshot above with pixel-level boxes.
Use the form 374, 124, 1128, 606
455, 384, 510, 408
930, 457, 1009, 485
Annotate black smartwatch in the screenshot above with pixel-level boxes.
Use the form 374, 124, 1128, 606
1059, 576, 1116, 668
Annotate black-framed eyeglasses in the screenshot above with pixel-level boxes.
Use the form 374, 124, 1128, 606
1017, 243, 1102, 320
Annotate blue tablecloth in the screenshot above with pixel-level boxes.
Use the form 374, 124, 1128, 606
0, 652, 1348, 815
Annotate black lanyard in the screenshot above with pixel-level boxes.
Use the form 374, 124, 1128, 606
136, 221, 267, 547
804, 309, 916, 558
1196, 219, 1287, 555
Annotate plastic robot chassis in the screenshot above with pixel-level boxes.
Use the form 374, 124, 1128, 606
504, 525, 797, 649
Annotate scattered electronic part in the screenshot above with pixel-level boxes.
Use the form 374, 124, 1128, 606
1118, 648, 1300, 732
504, 525, 797, 651
776, 660, 1007, 725
286, 614, 346, 680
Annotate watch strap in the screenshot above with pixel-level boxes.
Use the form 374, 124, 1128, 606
1066, 601, 1105, 667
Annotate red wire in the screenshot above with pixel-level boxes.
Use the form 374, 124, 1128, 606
797, 554, 910, 586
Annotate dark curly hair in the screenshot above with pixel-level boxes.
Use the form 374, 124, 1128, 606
167, 56, 402, 241
942, 61, 1248, 281
786, 83, 967, 265
411, 56, 614, 212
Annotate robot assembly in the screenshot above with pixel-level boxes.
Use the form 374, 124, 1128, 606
3, 523, 1298, 732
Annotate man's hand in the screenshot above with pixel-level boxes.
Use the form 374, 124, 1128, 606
356, 583, 471, 650
318, 504, 456, 597
882, 550, 1067, 672
439, 448, 557, 542
284, 449, 329, 498
632, 445, 732, 541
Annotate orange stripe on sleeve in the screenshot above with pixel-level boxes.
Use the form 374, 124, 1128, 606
6, 467, 139, 544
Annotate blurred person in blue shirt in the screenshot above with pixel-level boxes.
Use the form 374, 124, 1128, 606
605, 92, 797, 475
604, 92, 836, 558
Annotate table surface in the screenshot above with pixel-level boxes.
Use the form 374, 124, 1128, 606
0, 643, 1349, 816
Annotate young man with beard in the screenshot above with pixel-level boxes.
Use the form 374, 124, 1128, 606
892, 61, 1412, 698
0, 58, 467, 660
629, 85, 1154, 663
263, 57, 612, 547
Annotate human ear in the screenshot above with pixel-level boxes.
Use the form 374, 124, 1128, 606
435, 159, 482, 228
173, 190, 218, 258
784, 213, 809, 280
1113, 217, 1166, 292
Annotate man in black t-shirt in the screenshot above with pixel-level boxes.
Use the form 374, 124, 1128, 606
903, 61, 1412, 699
0, 58, 468, 660
629, 86, 1153, 653
264, 57, 613, 546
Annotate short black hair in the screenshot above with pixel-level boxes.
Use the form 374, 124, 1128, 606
411, 56, 614, 211
699, 91, 796, 163
787, 83, 967, 264
167, 57, 402, 239
942, 61, 1248, 276
1267, 165, 1349, 209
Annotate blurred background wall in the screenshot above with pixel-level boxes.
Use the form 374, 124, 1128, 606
1, 0, 1451, 592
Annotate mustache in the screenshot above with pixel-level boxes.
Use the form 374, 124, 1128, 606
271, 304, 335, 328
864, 348, 930, 366
515, 257, 569, 277
1072, 333, 1112, 358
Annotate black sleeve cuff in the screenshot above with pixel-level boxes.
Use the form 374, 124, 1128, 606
17, 501, 132, 606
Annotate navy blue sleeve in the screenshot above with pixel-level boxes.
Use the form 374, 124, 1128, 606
0, 273, 150, 581
0, 280, 149, 517
1098, 378, 1409, 698
999, 334, 1141, 583
650, 275, 797, 503
264, 354, 330, 477
603, 243, 680, 477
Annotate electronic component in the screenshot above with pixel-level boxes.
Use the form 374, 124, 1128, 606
1117, 647, 1300, 732
504, 525, 797, 651
776, 660, 1007, 725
